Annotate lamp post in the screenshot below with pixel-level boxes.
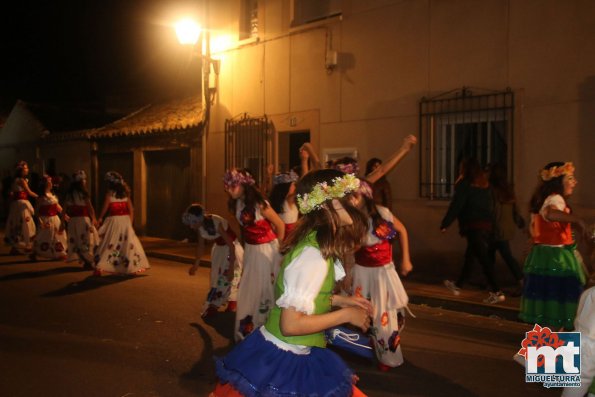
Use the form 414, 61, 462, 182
175, 16, 212, 207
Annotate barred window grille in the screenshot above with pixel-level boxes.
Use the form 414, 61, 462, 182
224, 114, 273, 187
419, 88, 514, 199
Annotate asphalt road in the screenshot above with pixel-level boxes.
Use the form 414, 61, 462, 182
0, 252, 560, 397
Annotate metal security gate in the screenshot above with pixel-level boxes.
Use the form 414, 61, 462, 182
224, 114, 273, 187
145, 149, 191, 240
419, 88, 514, 199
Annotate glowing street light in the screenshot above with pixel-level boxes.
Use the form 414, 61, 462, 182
175, 18, 201, 45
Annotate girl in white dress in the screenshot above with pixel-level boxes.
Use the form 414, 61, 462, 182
64, 170, 99, 269
4, 161, 38, 254
349, 180, 413, 371
184, 204, 244, 317
31, 175, 68, 260
94, 171, 149, 276
224, 168, 285, 342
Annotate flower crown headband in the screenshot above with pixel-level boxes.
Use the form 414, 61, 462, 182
223, 169, 255, 189
273, 170, 299, 186
334, 161, 359, 175
105, 172, 123, 185
296, 173, 360, 214
540, 162, 575, 182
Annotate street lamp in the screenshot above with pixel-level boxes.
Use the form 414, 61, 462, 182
175, 17, 212, 207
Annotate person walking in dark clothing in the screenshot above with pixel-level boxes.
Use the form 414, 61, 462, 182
488, 163, 525, 295
440, 158, 504, 304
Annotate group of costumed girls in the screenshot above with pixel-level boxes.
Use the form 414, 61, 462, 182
211, 169, 373, 397
4, 162, 149, 276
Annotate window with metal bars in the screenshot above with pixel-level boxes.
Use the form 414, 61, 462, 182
224, 114, 273, 187
419, 88, 514, 199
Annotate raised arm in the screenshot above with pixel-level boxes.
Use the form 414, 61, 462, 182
366, 135, 417, 184
300, 143, 321, 173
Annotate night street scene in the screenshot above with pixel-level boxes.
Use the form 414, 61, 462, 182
1, 1, 594, 397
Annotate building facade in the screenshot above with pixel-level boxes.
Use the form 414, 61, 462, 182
201, 0, 595, 277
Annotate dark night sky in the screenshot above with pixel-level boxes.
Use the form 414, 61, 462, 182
1, 0, 202, 109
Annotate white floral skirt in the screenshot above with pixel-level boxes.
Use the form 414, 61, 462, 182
4, 199, 36, 250
204, 240, 244, 309
94, 215, 150, 274
352, 262, 409, 367
234, 239, 281, 342
33, 215, 68, 259
67, 216, 99, 264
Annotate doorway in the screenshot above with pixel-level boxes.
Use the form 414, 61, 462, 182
278, 130, 310, 173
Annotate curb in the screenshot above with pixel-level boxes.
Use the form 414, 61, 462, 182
145, 250, 522, 321
409, 294, 520, 322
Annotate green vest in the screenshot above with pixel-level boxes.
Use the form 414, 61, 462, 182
264, 231, 334, 348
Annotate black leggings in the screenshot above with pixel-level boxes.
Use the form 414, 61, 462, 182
456, 230, 500, 292
488, 240, 523, 281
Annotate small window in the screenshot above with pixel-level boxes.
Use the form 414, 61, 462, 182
291, 0, 342, 27
419, 88, 514, 199
240, 0, 259, 40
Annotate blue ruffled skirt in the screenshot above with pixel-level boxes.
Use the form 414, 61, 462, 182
215, 327, 355, 397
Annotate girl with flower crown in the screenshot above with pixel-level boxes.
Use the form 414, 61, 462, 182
519, 161, 587, 330
94, 171, 150, 276
5, 161, 38, 254
30, 175, 68, 261
183, 203, 244, 317
347, 179, 412, 371
64, 170, 99, 269
224, 168, 285, 341
211, 169, 373, 397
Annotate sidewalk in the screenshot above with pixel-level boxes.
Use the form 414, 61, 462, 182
140, 236, 523, 322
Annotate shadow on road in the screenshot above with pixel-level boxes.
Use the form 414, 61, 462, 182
179, 320, 235, 395
0, 259, 38, 266
0, 266, 88, 281
41, 274, 146, 297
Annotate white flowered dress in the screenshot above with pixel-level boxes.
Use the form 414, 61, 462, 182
199, 214, 244, 311
234, 200, 282, 342
65, 192, 99, 265
352, 205, 409, 367
94, 195, 149, 274
33, 193, 68, 259
4, 178, 36, 251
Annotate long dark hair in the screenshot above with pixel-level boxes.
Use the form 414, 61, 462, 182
529, 162, 566, 214
365, 157, 381, 177
227, 169, 267, 213
281, 169, 367, 261
106, 171, 130, 199
489, 163, 515, 203
269, 182, 292, 213
66, 179, 90, 202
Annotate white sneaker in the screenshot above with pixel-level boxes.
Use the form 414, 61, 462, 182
443, 280, 461, 296
513, 353, 526, 368
483, 291, 505, 304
